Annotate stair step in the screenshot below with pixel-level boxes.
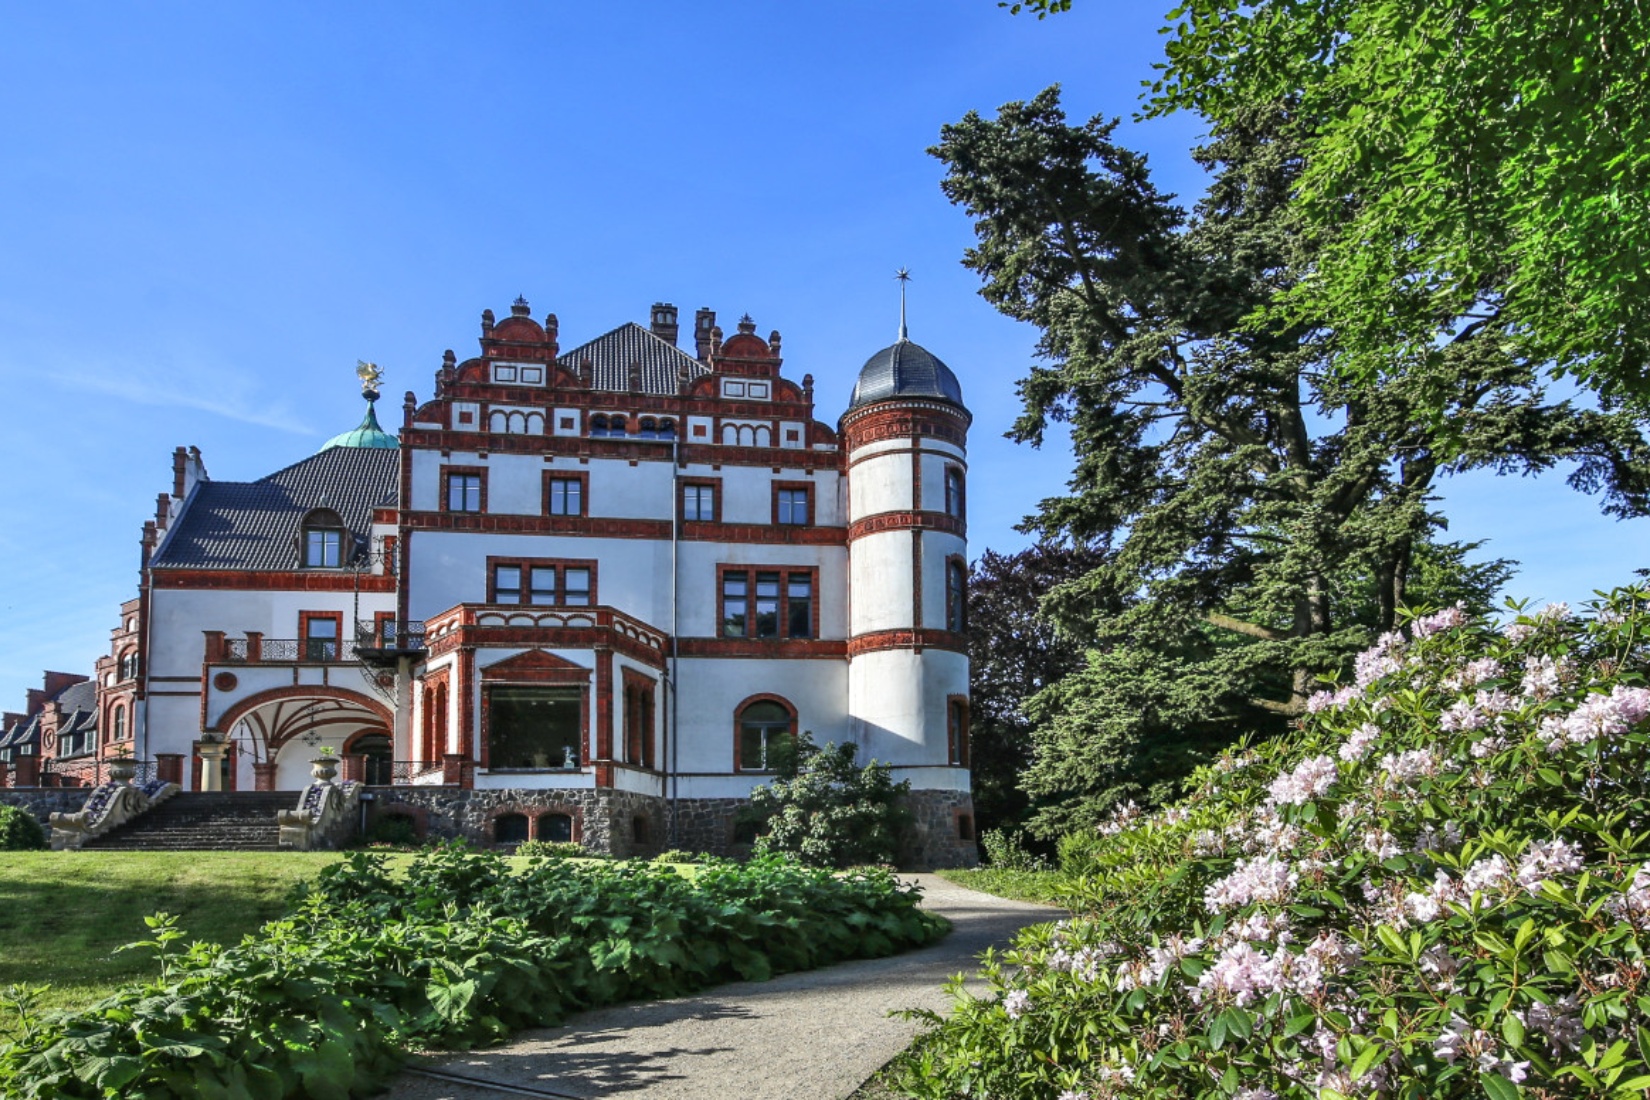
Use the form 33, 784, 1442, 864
78, 791, 317, 852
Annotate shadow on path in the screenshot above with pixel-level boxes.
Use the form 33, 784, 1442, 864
388, 875, 1058, 1100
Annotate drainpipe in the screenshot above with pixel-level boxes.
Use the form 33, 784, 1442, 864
667, 433, 682, 846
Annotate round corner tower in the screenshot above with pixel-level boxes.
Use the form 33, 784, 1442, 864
841, 334, 977, 865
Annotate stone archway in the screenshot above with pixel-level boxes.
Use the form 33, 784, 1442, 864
220, 687, 393, 790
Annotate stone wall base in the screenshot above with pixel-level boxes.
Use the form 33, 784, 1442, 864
367, 786, 980, 869
1, 789, 99, 839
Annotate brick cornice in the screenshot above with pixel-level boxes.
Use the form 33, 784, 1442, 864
675, 637, 847, 659
847, 511, 965, 541
841, 401, 970, 450
150, 570, 396, 592
847, 628, 967, 657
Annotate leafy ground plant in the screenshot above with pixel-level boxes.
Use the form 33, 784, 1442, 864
0, 848, 945, 1099
890, 585, 1650, 1098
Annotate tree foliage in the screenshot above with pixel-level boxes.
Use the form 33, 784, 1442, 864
931, 87, 1647, 830
967, 544, 1102, 834
1016, 0, 1650, 403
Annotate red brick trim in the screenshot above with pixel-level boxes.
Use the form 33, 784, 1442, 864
483, 803, 584, 845
841, 402, 970, 449
674, 637, 847, 659
478, 675, 589, 773
403, 511, 673, 539
478, 649, 593, 681
426, 623, 667, 669
846, 511, 965, 540
846, 629, 966, 657
845, 443, 964, 473
441, 464, 488, 514
458, 647, 476, 758
542, 469, 590, 517
151, 570, 396, 592
594, 649, 613, 766
731, 692, 797, 773
298, 611, 344, 659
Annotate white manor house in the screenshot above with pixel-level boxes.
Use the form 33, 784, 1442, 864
4, 299, 978, 865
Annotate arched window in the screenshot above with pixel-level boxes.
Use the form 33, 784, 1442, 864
493, 813, 530, 844
944, 466, 965, 520
590, 414, 628, 438
118, 651, 139, 681
434, 682, 449, 757
111, 705, 126, 743
301, 509, 347, 568
536, 813, 574, 842
737, 698, 795, 772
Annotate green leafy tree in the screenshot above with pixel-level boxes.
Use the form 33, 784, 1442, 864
1014, 0, 1650, 403
742, 732, 912, 868
966, 544, 1101, 835
931, 89, 1647, 831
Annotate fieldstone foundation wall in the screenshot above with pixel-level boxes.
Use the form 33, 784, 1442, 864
899, 789, 981, 870
360, 786, 979, 869
367, 787, 666, 859
1, 789, 93, 836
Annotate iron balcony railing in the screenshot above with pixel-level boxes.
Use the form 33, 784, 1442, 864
221, 638, 361, 664
355, 620, 428, 652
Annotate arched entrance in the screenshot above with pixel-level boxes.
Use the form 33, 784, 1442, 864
218, 687, 393, 790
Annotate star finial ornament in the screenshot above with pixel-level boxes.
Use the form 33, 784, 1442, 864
894, 268, 911, 340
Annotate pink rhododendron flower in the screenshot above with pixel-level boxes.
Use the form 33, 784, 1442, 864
1205, 855, 1297, 911
1339, 723, 1380, 762
1267, 754, 1338, 805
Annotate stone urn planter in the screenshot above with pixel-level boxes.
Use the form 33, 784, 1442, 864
107, 756, 138, 785
310, 756, 339, 784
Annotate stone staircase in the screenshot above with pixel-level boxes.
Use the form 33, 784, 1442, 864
82, 791, 296, 851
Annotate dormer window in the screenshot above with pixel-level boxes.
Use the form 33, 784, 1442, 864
302, 509, 347, 568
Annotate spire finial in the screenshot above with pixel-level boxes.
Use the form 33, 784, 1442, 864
894, 267, 911, 341
356, 360, 384, 402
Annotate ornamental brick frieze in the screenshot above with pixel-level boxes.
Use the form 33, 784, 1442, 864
149, 570, 396, 593
846, 629, 967, 658
841, 403, 970, 449
846, 511, 966, 540
400, 430, 843, 471
673, 637, 847, 659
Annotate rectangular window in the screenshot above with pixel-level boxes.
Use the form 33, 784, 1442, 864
487, 686, 583, 770
528, 567, 557, 605
546, 476, 584, 516
300, 612, 343, 662
721, 572, 748, 637
948, 699, 969, 766
489, 559, 598, 606
776, 487, 810, 525
754, 571, 780, 637
946, 560, 967, 633
446, 472, 483, 512
720, 567, 816, 639
682, 482, 716, 522
495, 565, 522, 603
305, 528, 342, 567
786, 573, 813, 638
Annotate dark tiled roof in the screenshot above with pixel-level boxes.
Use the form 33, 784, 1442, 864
56, 680, 97, 715
556, 323, 710, 395
151, 447, 399, 571
1, 715, 39, 750
848, 339, 965, 412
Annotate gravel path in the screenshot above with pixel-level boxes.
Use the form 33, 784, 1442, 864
385, 874, 1058, 1100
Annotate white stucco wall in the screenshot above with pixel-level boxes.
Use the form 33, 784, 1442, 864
847, 449, 914, 521
846, 647, 969, 768
848, 530, 914, 634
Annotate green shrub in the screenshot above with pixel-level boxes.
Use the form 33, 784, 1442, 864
512, 839, 587, 860
890, 585, 1650, 1099
980, 827, 1050, 872
652, 849, 702, 864
364, 813, 418, 847
743, 732, 911, 868
0, 847, 947, 1099
0, 804, 46, 851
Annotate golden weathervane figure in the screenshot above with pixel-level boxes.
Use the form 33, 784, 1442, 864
356, 359, 384, 397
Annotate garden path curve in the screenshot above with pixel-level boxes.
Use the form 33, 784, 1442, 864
387, 874, 1057, 1100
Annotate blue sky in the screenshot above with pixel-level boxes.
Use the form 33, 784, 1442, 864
0, 2, 1643, 709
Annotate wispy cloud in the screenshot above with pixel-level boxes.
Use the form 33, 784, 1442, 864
49, 366, 316, 435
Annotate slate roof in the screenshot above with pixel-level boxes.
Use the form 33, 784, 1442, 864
556, 323, 711, 395
56, 680, 98, 718
849, 338, 966, 412
151, 446, 400, 571
0, 714, 39, 751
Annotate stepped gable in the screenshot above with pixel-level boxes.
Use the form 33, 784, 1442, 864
556, 322, 711, 395
150, 446, 399, 571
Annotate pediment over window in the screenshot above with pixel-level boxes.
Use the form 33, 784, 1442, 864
479, 649, 591, 681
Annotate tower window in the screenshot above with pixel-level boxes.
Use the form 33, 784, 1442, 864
944, 467, 965, 520
947, 698, 969, 766
946, 560, 967, 633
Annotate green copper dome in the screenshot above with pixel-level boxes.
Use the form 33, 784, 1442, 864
320, 397, 399, 451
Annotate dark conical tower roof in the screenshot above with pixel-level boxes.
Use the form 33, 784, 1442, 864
847, 338, 965, 411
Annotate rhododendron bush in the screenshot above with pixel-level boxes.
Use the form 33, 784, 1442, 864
893, 587, 1650, 1098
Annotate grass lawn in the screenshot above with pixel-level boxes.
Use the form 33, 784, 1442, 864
0, 851, 366, 1023
935, 866, 1074, 906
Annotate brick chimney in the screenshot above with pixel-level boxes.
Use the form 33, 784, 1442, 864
650, 303, 680, 346
694, 308, 716, 361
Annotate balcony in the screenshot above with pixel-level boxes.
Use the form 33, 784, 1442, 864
354, 620, 428, 666
207, 621, 427, 667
